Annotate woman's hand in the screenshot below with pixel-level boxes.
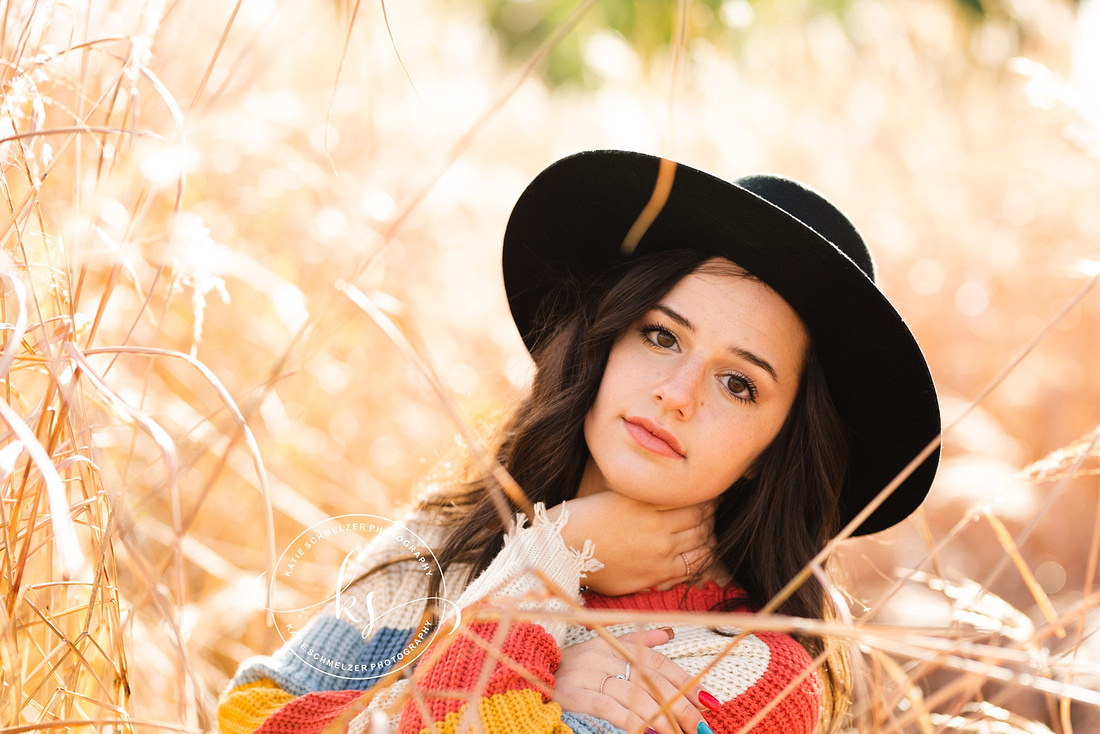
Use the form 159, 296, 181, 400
553, 628, 712, 734
551, 492, 715, 596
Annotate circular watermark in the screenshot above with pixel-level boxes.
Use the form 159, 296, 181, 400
259, 514, 459, 682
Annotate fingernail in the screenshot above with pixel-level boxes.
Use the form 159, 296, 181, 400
658, 626, 675, 640
697, 721, 715, 734
698, 690, 720, 710
646, 729, 659, 734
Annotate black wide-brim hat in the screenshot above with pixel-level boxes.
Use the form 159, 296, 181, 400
502, 150, 940, 536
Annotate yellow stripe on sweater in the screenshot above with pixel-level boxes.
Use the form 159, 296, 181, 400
418, 688, 572, 734
217, 678, 296, 734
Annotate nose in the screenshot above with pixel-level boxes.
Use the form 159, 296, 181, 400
653, 359, 705, 419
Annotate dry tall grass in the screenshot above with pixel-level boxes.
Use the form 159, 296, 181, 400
1, 0, 1098, 731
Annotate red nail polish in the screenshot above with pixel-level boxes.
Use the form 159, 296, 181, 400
698, 689, 720, 710
646, 729, 659, 734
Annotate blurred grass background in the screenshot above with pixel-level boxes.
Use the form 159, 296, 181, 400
2, 0, 1099, 731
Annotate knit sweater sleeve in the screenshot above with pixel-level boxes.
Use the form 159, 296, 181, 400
395, 502, 602, 734
216, 501, 603, 734
215, 503, 453, 734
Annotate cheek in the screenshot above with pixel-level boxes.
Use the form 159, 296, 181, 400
591, 351, 629, 408
583, 373, 612, 448
743, 412, 791, 467
706, 414, 783, 478
584, 350, 636, 446
582, 405, 596, 450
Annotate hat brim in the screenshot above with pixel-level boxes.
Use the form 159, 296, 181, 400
502, 150, 940, 536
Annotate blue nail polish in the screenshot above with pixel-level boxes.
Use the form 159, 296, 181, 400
697, 721, 715, 734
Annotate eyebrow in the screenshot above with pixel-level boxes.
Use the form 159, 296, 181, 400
653, 304, 781, 384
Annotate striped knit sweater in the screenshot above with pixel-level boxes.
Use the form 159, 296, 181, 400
218, 500, 822, 733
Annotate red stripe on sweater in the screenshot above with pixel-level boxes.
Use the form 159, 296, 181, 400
702, 630, 820, 734
254, 689, 363, 734
583, 580, 748, 613
398, 620, 560, 734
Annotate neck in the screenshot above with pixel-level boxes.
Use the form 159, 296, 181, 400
574, 456, 604, 498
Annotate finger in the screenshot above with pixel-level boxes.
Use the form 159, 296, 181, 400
646, 552, 691, 589
656, 503, 713, 531
613, 640, 706, 711
653, 577, 687, 592
628, 651, 710, 730
598, 675, 685, 734
682, 546, 713, 575
669, 524, 712, 553
570, 685, 663, 734
630, 676, 705, 734
654, 538, 706, 582
602, 661, 704, 734
632, 646, 696, 690
676, 499, 716, 528
614, 627, 676, 649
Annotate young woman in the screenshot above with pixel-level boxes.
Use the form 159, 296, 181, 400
217, 150, 940, 734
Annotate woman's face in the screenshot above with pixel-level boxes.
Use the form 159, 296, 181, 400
579, 259, 810, 507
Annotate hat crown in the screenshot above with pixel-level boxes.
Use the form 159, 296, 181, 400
734, 174, 876, 282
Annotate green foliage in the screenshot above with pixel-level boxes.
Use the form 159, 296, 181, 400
477, 0, 1082, 86
957, 0, 987, 15
482, 0, 731, 86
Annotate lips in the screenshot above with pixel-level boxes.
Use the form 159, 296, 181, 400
623, 417, 685, 459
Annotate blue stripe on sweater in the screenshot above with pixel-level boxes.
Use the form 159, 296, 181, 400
229, 615, 415, 695
561, 712, 627, 734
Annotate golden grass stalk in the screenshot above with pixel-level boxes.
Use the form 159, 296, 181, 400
3, 1, 1099, 733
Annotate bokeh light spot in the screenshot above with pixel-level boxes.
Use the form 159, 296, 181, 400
955, 279, 991, 317
910, 258, 946, 295
720, 0, 755, 30
1035, 561, 1066, 594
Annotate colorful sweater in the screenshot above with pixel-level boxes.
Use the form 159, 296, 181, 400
218, 501, 822, 733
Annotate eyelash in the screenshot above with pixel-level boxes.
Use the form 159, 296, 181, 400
636, 323, 759, 403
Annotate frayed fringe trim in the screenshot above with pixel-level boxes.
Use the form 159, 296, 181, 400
504, 502, 603, 576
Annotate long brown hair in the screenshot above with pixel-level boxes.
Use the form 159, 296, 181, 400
421, 248, 852, 730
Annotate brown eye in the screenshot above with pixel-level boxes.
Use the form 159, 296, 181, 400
638, 324, 679, 351
724, 374, 756, 401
